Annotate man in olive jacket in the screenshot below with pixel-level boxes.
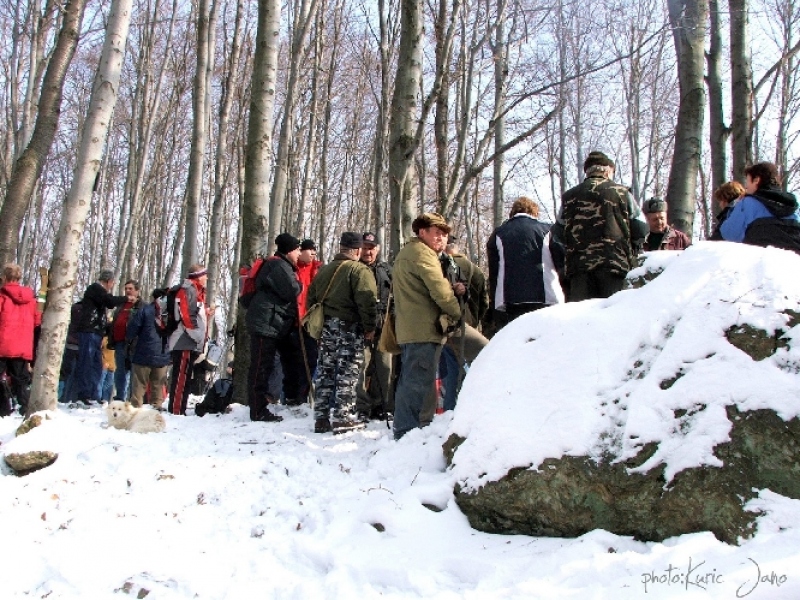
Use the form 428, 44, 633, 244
392, 213, 464, 440
308, 232, 377, 434
245, 233, 303, 422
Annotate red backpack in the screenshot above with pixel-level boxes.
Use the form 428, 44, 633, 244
238, 258, 265, 308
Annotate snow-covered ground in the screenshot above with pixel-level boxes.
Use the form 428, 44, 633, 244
2, 242, 799, 599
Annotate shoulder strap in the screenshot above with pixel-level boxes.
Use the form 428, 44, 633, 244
319, 260, 350, 304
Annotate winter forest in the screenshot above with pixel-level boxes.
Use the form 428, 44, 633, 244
1, 0, 799, 407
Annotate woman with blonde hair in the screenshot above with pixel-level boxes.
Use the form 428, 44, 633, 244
710, 181, 745, 240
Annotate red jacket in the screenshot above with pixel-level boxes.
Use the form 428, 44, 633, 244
296, 259, 321, 318
0, 282, 41, 361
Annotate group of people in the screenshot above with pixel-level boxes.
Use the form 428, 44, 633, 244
2, 151, 799, 432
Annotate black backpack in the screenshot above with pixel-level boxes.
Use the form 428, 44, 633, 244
154, 285, 181, 350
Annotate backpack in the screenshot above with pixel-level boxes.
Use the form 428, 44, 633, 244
154, 285, 181, 350
238, 257, 265, 308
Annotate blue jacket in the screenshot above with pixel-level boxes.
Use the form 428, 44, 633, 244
126, 302, 171, 367
720, 191, 799, 242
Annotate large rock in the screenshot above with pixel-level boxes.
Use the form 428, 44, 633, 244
4, 450, 58, 474
4, 413, 58, 475
448, 407, 800, 544
445, 244, 800, 545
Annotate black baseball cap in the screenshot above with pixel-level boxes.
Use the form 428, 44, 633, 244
362, 232, 379, 247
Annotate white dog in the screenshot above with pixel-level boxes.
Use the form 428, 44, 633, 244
106, 401, 166, 433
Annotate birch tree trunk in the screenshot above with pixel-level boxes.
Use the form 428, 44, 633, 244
665, 0, 707, 236
181, 0, 214, 275
267, 0, 320, 244
233, 0, 281, 406
389, 0, 424, 254
28, 0, 133, 414
207, 0, 245, 317
0, 0, 88, 266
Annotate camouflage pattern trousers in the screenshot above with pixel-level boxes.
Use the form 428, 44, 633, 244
313, 317, 365, 421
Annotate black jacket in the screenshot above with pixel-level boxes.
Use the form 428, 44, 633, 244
77, 282, 127, 335
487, 214, 565, 309
245, 253, 301, 338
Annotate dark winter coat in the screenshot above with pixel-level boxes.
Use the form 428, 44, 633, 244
77, 282, 127, 335
361, 259, 392, 329
487, 214, 565, 310
447, 253, 489, 328
0, 282, 41, 361
561, 175, 647, 277
720, 187, 800, 254
307, 254, 377, 333
126, 302, 171, 367
246, 253, 301, 339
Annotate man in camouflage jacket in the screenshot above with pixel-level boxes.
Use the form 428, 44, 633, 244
560, 151, 647, 301
308, 232, 377, 434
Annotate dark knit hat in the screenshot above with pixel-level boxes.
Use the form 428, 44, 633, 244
275, 233, 301, 254
643, 198, 668, 214
300, 238, 316, 251
411, 212, 451, 234
362, 232, 379, 247
583, 151, 615, 172
340, 231, 363, 249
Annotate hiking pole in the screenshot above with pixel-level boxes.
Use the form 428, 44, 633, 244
297, 319, 315, 411
457, 294, 467, 391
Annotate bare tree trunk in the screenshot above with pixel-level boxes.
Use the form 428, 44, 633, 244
234, 0, 281, 407
268, 0, 321, 244
207, 0, 245, 317
707, 0, 730, 191
491, 0, 508, 227
0, 0, 87, 266
121, 0, 179, 279
665, 0, 707, 236
388, 0, 424, 255
370, 0, 395, 249
181, 0, 215, 275
28, 0, 132, 413
729, 0, 753, 180
434, 0, 451, 210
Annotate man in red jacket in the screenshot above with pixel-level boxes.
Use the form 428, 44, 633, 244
293, 239, 322, 404
0, 263, 42, 416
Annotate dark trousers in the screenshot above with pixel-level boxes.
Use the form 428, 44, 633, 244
493, 303, 546, 330
74, 332, 103, 401
169, 349, 200, 415
248, 333, 301, 420
393, 342, 440, 440
569, 270, 626, 302
59, 347, 79, 403
0, 358, 31, 416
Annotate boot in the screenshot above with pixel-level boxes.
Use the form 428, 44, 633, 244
314, 417, 332, 433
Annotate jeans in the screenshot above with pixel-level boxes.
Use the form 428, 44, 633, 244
439, 346, 460, 412
97, 369, 114, 401
113, 343, 130, 399
74, 332, 103, 401
393, 342, 440, 440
